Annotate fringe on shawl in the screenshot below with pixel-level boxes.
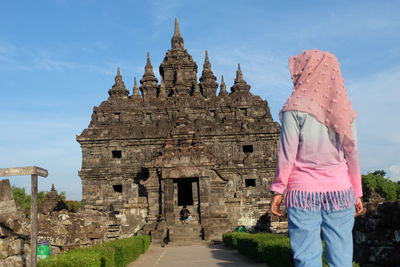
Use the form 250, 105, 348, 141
284, 188, 354, 211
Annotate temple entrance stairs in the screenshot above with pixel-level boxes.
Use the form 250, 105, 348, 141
168, 223, 204, 246
168, 206, 203, 245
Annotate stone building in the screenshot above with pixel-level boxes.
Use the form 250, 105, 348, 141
77, 19, 280, 242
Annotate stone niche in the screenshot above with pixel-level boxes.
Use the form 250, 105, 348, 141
77, 19, 280, 243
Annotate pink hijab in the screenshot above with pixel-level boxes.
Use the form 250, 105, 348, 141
281, 49, 357, 153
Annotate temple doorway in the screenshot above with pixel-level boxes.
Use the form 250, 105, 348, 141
174, 178, 198, 206
173, 178, 200, 223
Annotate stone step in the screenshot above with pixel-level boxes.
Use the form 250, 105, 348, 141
172, 230, 202, 235
106, 233, 120, 239
168, 223, 203, 245
171, 233, 202, 238
170, 240, 206, 246
170, 230, 201, 235
108, 225, 121, 232
173, 237, 202, 241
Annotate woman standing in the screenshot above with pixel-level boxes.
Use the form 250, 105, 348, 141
270, 49, 364, 267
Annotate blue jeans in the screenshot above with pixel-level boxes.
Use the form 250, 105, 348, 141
287, 205, 355, 267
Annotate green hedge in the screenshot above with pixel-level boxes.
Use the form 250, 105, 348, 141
38, 235, 151, 267
222, 232, 253, 249
134, 235, 151, 253
236, 233, 292, 267
222, 232, 360, 267
37, 250, 102, 267
259, 238, 293, 267
106, 237, 143, 267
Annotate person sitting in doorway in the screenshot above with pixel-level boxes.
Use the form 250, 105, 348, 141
179, 205, 191, 224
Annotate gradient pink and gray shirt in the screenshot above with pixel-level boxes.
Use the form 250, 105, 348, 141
270, 110, 362, 209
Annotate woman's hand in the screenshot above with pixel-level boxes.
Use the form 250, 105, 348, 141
355, 197, 364, 216
270, 194, 283, 216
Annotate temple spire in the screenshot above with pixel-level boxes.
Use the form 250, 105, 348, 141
108, 67, 129, 98
174, 18, 181, 37
171, 18, 184, 50
219, 75, 228, 96
205, 50, 209, 63
145, 52, 155, 76
235, 64, 244, 82
115, 66, 123, 85
203, 50, 211, 70
140, 53, 158, 99
231, 64, 251, 93
199, 50, 218, 98
132, 77, 141, 97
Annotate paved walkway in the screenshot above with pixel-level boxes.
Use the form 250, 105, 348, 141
128, 243, 267, 267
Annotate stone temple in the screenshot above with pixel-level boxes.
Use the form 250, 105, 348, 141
77, 19, 280, 243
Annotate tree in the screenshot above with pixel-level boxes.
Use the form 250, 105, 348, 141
12, 186, 31, 209
372, 170, 386, 177
362, 171, 398, 201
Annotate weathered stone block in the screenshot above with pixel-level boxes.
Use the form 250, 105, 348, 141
0, 179, 17, 215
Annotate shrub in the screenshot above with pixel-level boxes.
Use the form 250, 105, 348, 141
80, 245, 115, 267
223, 232, 291, 265
222, 232, 252, 249
259, 237, 293, 267
64, 200, 82, 212
38, 250, 101, 267
237, 237, 263, 262
38, 235, 151, 267
135, 235, 151, 252
104, 237, 144, 267
236, 233, 291, 265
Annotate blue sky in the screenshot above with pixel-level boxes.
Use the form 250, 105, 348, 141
1, 0, 399, 200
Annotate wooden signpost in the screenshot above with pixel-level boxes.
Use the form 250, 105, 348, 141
0, 166, 48, 267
